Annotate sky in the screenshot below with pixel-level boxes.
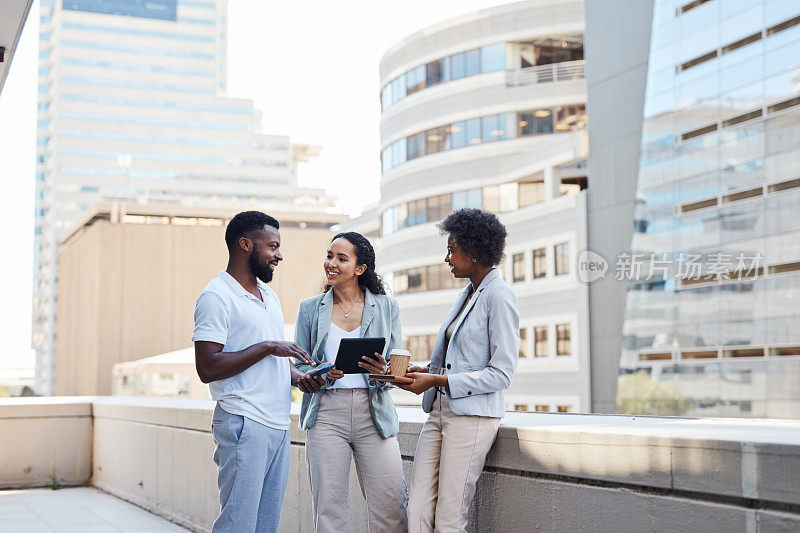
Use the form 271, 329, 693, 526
0, 0, 512, 374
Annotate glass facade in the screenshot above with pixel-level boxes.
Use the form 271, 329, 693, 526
380, 175, 580, 237
618, 0, 800, 419
381, 44, 506, 111
63, 0, 178, 21
381, 105, 587, 173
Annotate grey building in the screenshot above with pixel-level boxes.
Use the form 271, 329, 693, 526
587, 0, 800, 418
33, 0, 333, 395
377, 0, 591, 412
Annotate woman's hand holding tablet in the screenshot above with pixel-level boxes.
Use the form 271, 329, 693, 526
333, 338, 386, 374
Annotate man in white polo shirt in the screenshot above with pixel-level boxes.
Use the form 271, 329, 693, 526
193, 211, 323, 533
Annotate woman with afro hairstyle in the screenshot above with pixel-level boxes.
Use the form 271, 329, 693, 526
294, 231, 407, 532
398, 208, 520, 533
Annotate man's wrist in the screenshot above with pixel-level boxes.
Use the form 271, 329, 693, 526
261, 340, 276, 356
435, 374, 448, 387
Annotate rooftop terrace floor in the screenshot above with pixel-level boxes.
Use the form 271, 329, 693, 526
0, 487, 189, 533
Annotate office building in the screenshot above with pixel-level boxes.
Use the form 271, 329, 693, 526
378, 0, 590, 412
54, 201, 343, 396
34, 0, 334, 394
587, 0, 800, 418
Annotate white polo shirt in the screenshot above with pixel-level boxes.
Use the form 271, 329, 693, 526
192, 271, 290, 430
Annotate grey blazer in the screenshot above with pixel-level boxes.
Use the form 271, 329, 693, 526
294, 288, 401, 438
423, 268, 519, 417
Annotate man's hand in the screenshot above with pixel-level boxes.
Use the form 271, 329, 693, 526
358, 352, 388, 374
407, 364, 429, 374
266, 341, 314, 365
290, 364, 324, 393
396, 372, 443, 395
326, 368, 344, 380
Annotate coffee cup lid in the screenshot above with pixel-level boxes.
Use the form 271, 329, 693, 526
390, 349, 411, 357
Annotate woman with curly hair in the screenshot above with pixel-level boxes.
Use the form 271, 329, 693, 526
294, 232, 407, 532
398, 208, 519, 533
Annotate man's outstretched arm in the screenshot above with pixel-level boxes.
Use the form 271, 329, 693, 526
194, 340, 313, 383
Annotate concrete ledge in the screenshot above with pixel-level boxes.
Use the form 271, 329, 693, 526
2, 397, 800, 532
0, 398, 93, 489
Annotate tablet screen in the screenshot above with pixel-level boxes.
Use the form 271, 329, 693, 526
334, 337, 386, 374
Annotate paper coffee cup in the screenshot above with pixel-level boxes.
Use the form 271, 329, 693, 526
389, 349, 411, 377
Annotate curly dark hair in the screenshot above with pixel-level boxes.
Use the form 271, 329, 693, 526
224, 211, 279, 251
437, 208, 506, 266
324, 231, 386, 295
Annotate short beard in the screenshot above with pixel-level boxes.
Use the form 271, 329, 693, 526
248, 243, 274, 284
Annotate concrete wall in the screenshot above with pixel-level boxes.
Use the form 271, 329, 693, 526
55, 221, 336, 396
584, 0, 654, 413
4, 397, 800, 532
0, 398, 92, 489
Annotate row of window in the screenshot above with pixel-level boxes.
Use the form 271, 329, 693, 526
56, 166, 289, 183
519, 323, 572, 358
57, 129, 286, 150
381, 105, 586, 173
60, 93, 252, 114
61, 22, 215, 42
511, 243, 571, 282
381, 178, 584, 237
60, 57, 215, 78
61, 39, 216, 60
393, 263, 464, 296
60, 75, 214, 94
518, 404, 573, 413
381, 44, 505, 111
59, 111, 248, 131
58, 148, 288, 167
403, 322, 572, 362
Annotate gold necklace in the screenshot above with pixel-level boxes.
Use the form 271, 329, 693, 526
335, 296, 362, 319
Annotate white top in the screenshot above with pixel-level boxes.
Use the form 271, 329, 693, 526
324, 323, 367, 389
192, 271, 290, 430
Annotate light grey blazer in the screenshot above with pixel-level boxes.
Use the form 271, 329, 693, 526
294, 288, 401, 438
423, 268, 519, 417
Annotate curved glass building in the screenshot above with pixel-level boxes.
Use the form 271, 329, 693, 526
377, 0, 590, 412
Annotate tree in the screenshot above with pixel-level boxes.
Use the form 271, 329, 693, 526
616, 370, 692, 416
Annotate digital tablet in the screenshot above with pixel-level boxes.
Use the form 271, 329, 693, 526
334, 337, 386, 374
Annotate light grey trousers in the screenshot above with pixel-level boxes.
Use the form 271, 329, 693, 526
407, 392, 501, 533
306, 388, 408, 533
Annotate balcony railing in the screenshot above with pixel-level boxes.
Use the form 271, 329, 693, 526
506, 59, 586, 87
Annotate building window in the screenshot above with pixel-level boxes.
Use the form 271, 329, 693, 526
513, 403, 528, 412
407, 133, 425, 160
519, 327, 528, 358
394, 264, 464, 295
407, 199, 426, 227
519, 179, 546, 207
519, 109, 554, 135
555, 242, 570, 275
534, 326, 548, 357
426, 125, 449, 155
556, 104, 587, 131
481, 43, 506, 73
557, 405, 572, 413
426, 57, 450, 86
406, 65, 425, 95
556, 323, 571, 356
426, 193, 451, 223
482, 113, 511, 142
512, 253, 525, 282
532, 248, 547, 278
535, 405, 550, 412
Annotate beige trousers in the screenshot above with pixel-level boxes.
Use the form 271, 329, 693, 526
306, 388, 408, 533
407, 392, 501, 533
